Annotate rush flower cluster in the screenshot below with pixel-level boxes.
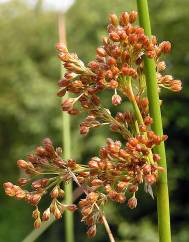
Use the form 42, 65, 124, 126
4, 11, 182, 240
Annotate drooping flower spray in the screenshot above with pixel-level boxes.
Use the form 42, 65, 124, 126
4, 10, 181, 242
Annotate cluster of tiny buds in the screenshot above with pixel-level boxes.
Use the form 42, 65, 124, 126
55, 11, 181, 138
3, 138, 79, 229
79, 192, 106, 237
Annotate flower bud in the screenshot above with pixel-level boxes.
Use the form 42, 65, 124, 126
109, 32, 120, 42
129, 11, 138, 23
87, 225, 96, 238
117, 181, 128, 191
128, 185, 138, 193
171, 80, 182, 92
108, 190, 117, 200
3, 182, 13, 189
128, 197, 137, 209
157, 61, 166, 71
55, 43, 67, 52
116, 193, 126, 203
42, 208, 50, 221
159, 41, 171, 53
34, 218, 41, 229
88, 160, 99, 169
80, 125, 89, 135
61, 98, 75, 111
109, 13, 119, 26
145, 174, 156, 185
119, 149, 129, 159
67, 159, 77, 169
143, 164, 151, 174
153, 153, 161, 162
32, 208, 40, 219
112, 94, 122, 106
57, 88, 66, 97
35, 146, 46, 157
82, 207, 92, 216
96, 47, 106, 57
54, 207, 62, 220
79, 199, 89, 208
139, 124, 147, 132
50, 186, 59, 199
27, 154, 37, 163
18, 178, 29, 186
15, 189, 26, 200
31, 194, 41, 205
129, 138, 138, 147
91, 179, 103, 186
107, 57, 116, 65
86, 216, 94, 226
144, 116, 153, 126
119, 12, 129, 26
109, 80, 118, 89
147, 50, 156, 58
66, 204, 78, 212
104, 184, 112, 193
4, 187, 16, 197
58, 189, 65, 198
121, 66, 130, 76
87, 192, 99, 202
17, 160, 28, 169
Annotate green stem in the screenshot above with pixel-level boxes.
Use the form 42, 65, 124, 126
136, 1, 172, 242
59, 15, 74, 242
62, 76, 74, 242
127, 77, 154, 163
127, 77, 144, 125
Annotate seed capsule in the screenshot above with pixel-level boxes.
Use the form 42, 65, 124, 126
42, 208, 50, 221
159, 41, 171, 53
112, 94, 122, 106
17, 160, 28, 169
109, 32, 120, 42
87, 225, 97, 238
129, 11, 138, 23
145, 174, 156, 185
96, 47, 106, 57
128, 197, 137, 209
66, 204, 78, 212
109, 13, 119, 26
34, 218, 41, 229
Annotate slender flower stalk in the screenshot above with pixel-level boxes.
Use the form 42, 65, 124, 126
136, 1, 172, 242
58, 15, 74, 242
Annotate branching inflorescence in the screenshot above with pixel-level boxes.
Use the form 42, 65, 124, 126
4, 11, 181, 240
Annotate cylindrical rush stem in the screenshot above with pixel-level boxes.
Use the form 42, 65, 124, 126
58, 15, 74, 242
136, 1, 172, 242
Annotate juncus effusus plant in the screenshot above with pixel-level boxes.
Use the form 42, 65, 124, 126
4, 11, 181, 241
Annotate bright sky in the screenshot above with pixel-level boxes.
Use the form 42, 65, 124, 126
0, 0, 75, 11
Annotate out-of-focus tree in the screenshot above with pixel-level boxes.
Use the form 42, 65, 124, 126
0, 1, 60, 241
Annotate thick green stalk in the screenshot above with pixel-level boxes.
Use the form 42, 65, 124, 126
136, 1, 172, 242
59, 16, 74, 242
62, 92, 74, 242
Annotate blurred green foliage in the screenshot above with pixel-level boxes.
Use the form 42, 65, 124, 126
0, 0, 189, 241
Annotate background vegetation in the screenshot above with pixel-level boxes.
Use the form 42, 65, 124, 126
0, 0, 189, 241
